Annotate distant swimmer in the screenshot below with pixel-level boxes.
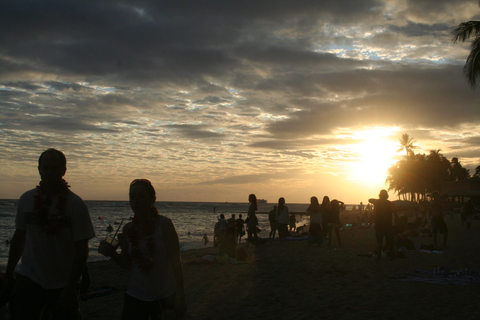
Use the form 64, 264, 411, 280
106, 224, 114, 232
203, 233, 209, 245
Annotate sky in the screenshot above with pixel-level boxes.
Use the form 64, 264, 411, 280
1, 0, 480, 204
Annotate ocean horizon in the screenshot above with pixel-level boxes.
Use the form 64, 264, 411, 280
0, 199, 359, 268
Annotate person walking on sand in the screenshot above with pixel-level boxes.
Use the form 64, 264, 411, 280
327, 199, 344, 247
99, 179, 186, 319
1, 148, 96, 319
247, 194, 259, 246
276, 198, 289, 243
306, 196, 323, 246
429, 191, 448, 249
369, 190, 397, 259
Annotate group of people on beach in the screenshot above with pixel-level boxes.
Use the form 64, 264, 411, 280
304, 196, 345, 247
0, 148, 469, 319
0, 149, 186, 319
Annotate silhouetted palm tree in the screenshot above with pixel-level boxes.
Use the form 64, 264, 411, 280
449, 157, 470, 181
452, 2, 480, 88
397, 133, 418, 157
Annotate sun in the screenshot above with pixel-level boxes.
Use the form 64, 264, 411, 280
348, 128, 400, 186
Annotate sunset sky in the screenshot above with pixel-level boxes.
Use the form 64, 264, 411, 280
1, 0, 480, 203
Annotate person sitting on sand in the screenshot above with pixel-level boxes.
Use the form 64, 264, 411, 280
306, 196, 322, 246
327, 199, 344, 247
98, 179, 186, 319
276, 198, 289, 243
369, 190, 398, 259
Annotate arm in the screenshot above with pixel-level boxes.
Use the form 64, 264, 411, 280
98, 223, 132, 270
2, 229, 26, 292
5, 229, 25, 278
162, 218, 186, 316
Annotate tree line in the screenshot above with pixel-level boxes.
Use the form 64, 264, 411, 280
386, 134, 479, 201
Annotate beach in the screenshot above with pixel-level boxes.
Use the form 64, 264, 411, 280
79, 211, 480, 320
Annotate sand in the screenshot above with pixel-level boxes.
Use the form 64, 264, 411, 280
79, 211, 480, 320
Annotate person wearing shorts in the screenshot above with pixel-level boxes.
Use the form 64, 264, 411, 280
369, 190, 397, 259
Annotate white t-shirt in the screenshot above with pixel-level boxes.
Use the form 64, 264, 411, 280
16, 188, 96, 289
277, 206, 289, 224
126, 216, 176, 301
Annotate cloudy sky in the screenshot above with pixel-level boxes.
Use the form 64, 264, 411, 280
1, 0, 479, 203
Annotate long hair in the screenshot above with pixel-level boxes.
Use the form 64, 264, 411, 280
278, 197, 285, 211
321, 196, 330, 209
130, 179, 156, 199
249, 194, 258, 211
307, 196, 320, 212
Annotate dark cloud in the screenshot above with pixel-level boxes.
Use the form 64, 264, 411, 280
1, 0, 480, 201
166, 124, 224, 140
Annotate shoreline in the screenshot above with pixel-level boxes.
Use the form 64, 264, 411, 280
80, 212, 480, 320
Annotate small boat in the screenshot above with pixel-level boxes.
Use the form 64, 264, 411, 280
258, 199, 267, 204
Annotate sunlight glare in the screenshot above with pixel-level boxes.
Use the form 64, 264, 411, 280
348, 128, 399, 186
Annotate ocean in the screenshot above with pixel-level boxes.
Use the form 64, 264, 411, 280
0, 199, 327, 268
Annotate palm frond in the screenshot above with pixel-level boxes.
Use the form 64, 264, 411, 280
464, 37, 480, 88
452, 21, 480, 43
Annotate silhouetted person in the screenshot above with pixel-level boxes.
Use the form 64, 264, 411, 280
247, 194, 259, 246
369, 190, 397, 259
236, 214, 245, 243
289, 213, 296, 232
320, 196, 330, 241
268, 206, 277, 239
276, 198, 289, 243
327, 199, 344, 247
307, 196, 322, 246
2, 148, 95, 319
98, 179, 186, 319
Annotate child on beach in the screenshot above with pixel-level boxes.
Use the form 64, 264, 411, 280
203, 233, 209, 245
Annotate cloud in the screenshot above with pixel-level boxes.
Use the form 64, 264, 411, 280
1, 0, 480, 202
